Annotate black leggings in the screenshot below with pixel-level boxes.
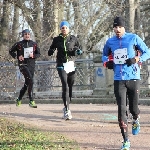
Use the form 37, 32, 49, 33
114, 80, 140, 141
57, 69, 75, 109
18, 65, 34, 100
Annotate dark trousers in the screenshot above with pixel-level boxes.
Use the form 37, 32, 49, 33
57, 69, 75, 109
114, 80, 140, 141
18, 65, 34, 100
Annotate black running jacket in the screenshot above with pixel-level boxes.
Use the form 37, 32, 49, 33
48, 33, 81, 67
9, 40, 40, 68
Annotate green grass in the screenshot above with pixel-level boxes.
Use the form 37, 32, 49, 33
0, 118, 80, 150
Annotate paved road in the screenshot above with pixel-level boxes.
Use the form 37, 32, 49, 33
0, 104, 150, 150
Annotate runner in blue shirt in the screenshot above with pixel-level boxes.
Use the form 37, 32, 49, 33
102, 16, 150, 150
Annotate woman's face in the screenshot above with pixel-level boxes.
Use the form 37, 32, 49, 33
61, 26, 69, 36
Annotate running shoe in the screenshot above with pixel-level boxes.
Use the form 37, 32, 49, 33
121, 139, 130, 150
29, 100, 37, 108
132, 119, 140, 135
62, 108, 72, 120
16, 98, 21, 107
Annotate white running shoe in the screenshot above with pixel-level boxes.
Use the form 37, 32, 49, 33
62, 108, 72, 120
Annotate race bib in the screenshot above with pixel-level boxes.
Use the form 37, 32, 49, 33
63, 61, 75, 73
24, 47, 33, 58
114, 48, 128, 64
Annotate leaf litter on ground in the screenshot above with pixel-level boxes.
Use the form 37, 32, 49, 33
0, 117, 79, 150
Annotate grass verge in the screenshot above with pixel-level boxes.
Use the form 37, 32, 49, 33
0, 118, 79, 150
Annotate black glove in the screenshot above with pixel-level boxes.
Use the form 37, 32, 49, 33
125, 58, 136, 67
106, 61, 113, 69
48, 49, 54, 56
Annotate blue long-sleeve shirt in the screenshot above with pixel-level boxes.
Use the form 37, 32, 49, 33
102, 32, 150, 80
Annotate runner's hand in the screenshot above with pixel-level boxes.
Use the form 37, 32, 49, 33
29, 52, 34, 58
135, 56, 140, 63
19, 55, 24, 61
125, 58, 136, 67
106, 61, 113, 69
76, 49, 82, 55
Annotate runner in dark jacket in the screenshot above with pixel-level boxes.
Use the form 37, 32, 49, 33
9, 29, 40, 108
48, 21, 82, 120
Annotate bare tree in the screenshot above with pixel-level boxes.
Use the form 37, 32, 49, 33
141, 0, 150, 47
0, 0, 149, 59
11, 4, 20, 43
0, 0, 10, 57
43, 0, 54, 36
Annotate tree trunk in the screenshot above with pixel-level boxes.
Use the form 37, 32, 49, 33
129, 0, 135, 32
53, 0, 59, 36
32, 1, 42, 44
43, 0, 54, 36
12, 4, 20, 43
58, 0, 64, 24
0, 0, 10, 59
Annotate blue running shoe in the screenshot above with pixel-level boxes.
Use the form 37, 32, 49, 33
121, 139, 130, 150
132, 119, 140, 135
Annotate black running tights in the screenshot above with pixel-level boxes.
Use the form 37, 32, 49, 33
57, 69, 75, 109
18, 65, 34, 100
114, 80, 140, 141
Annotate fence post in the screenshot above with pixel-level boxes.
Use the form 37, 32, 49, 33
147, 64, 150, 89
93, 55, 114, 95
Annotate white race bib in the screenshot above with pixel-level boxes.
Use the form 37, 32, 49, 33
63, 61, 75, 73
24, 47, 33, 58
114, 48, 128, 64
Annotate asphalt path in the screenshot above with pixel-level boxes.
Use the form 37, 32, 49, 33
0, 104, 150, 150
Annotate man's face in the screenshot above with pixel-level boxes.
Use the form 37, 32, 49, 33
114, 26, 125, 37
23, 32, 30, 40
61, 26, 69, 36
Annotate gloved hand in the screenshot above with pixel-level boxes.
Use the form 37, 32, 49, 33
76, 49, 82, 55
106, 61, 113, 69
125, 58, 136, 67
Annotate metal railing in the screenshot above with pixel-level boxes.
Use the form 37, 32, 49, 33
0, 59, 95, 98
0, 59, 150, 99
34, 59, 95, 91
